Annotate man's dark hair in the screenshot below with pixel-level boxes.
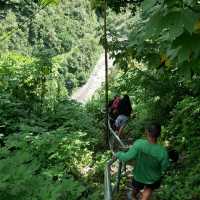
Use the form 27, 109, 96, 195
146, 123, 161, 138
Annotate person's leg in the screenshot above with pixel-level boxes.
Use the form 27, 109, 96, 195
118, 125, 125, 137
132, 188, 140, 200
132, 179, 144, 200
141, 187, 153, 200
115, 115, 128, 137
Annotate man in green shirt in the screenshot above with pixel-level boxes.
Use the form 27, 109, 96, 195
115, 123, 169, 200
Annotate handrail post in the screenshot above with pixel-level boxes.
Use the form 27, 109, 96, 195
104, 159, 115, 200
104, 165, 112, 200
104, 159, 124, 200
116, 161, 122, 193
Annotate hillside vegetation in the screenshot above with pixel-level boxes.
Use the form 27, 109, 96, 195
0, 1, 108, 199
0, 0, 101, 91
90, 0, 200, 199
1, 0, 200, 199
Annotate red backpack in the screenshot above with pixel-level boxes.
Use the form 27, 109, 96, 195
111, 97, 121, 110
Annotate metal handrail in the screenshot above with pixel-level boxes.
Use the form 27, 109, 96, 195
104, 117, 130, 200
108, 119, 125, 148
104, 158, 123, 200
108, 117, 129, 154
104, 159, 115, 200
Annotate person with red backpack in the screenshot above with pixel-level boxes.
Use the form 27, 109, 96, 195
110, 96, 121, 115
114, 95, 132, 136
108, 95, 121, 128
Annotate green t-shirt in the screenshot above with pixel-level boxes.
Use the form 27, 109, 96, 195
115, 139, 169, 184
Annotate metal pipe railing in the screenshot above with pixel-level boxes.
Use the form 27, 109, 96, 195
104, 159, 114, 200
107, 118, 129, 155
104, 158, 123, 200
108, 118, 127, 149
104, 117, 130, 200
114, 160, 122, 193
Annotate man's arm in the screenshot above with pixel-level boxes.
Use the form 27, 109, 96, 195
115, 140, 140, 162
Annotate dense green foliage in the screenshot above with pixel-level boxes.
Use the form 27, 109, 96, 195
0, 1, 108, 199
90, 0, 200, 199
0, 50, 108, 198
0, 50, 107, 199
0, 52, 67, 112
0, 96, 110, 199
2, 0, 200, 199
0, 0, 101, 89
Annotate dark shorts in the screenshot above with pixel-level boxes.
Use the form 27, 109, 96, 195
132, 179, 161, 191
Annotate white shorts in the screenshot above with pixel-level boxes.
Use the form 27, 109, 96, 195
115, 115, 128, 129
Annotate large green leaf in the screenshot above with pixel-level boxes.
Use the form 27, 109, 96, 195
182, 9, 199, 34
141, 0, 158, 12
